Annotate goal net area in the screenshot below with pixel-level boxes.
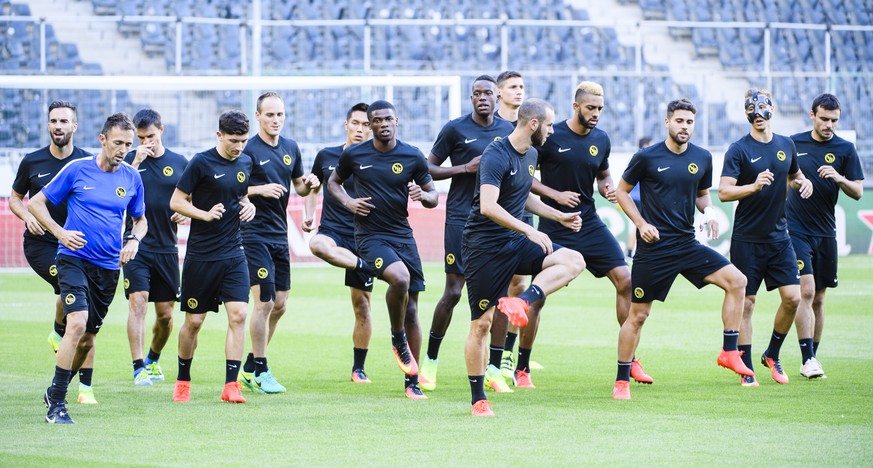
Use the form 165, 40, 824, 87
0, 74, 462, 269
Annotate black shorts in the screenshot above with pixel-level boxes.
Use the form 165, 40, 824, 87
443, 223, 465, 275
545, 218, 626, 278
23, 237, 60, 294
123, 251, 180, 302
791, 233, 839, 290
730, 239, 800, 296
463, 234, 558, 320
244, 242, 291, 302
56, 254, 119, 334
356, 237, 425, 293
181, 255, 250, 314
318, 229, 373, 292
631, 240, 731, 303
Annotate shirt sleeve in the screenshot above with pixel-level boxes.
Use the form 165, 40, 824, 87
311, 151, 325, 184
413, 150, 433, 186
788, 139, 799, 175
41, 161, 77, 206
698, 150, 714, 191
844, 144, 865, 181
11, 157, 31, 195
128, 170, 146, 218
335, 148, 353, 181
290, 143, 304, 179
478, 143, 507, 189
721, 143, 743, 179
429, 122, 455, 164
176, 154, 201, 195
621, 151, 645, 186
598, 139, 611, 172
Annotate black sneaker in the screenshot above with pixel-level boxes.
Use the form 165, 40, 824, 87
45, 402, 75, 424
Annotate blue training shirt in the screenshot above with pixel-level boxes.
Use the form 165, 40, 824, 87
42, 157, 146, 270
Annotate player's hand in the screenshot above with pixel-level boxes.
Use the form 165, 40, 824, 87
553, 190, 581, 208
302, 173, 321, 189
754, 169, 774, 191
638, 223, 660, 244
558, 211, 582, 232
408, 182, 423, 202
525, 228, 554, 255
119, 239, 139, 266
797, 178, 813, 199
58, 229, 87, 251
203, 203, 225, 222
345, 197, 375, 216
24, 215, 46, 236
817, 165, 844, 183
698, 206, 719, 240
603, 184, 617, 204
256, 183, 287, 199
239, 201, 256, 222
465, 156, 482, 174
302, 216, 315, 233
170, 212, 189, 225
133, 142, 155, 166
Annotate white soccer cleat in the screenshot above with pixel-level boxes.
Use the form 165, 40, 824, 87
800, 357, 825, 379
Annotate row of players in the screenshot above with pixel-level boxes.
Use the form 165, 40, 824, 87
11, 71, 863, 422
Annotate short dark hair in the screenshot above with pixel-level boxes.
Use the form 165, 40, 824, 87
666, 98, 697, 116
346, 102, 369, 121
132, 109, 162, 130
367, 100, 396, 120
256, 91, 282, 112
517, 98, 553, 126
496, 70, 522, 87
218, 110, 249, 135
812, 93, 841, 114
638, 137, 653, 149
473, 74, 497, 89
100, 112, 134, 136
48, 100, 77, 120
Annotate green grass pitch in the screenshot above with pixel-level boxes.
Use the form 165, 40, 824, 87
1, 257, 872, 466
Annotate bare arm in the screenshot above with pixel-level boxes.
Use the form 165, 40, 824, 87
120, 215, 148, 266
596, 169, 617, 203
530, 178, 580, 208
302, 184, 320, 232
169, 188, 225, 222
291, 173, 321, 197
695, 189, 719, 239
788, 169, 814, 199
327, 170, 373, 216
27, 192, 86, 251
408, 180, 439, 209
616, 178, 659, 244
718, 171, 774, 202
10, 189, 45, 236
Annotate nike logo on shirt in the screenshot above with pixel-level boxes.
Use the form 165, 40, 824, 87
38, 172, 51, 178
138, 169, 148, 172
798, 153, 808, 156
750, 157, 762, 163
657, 167, 670, 172
465, 138, 478, 144
214, 174, 225, 179
360, 164, 373, 170
510, 168, 518, 176
328, 165, 336, 171
83, 186, 95, 190
260, 160, 270, 165
558, 148, 571, 153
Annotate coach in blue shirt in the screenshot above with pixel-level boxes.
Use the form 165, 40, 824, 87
29, 113, 147, 424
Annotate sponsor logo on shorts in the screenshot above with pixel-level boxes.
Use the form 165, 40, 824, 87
589, 145, 598, 157
283, 154, 292, 165
236, 171, 246, 183
392, 163, 403, 174
824, 153, 835, 164
478, 299, 490, 311
797, 260, 805, 271
124, 278, 130, 289
116, 187, 126, 198
163, 166, 174, 176
688, 163, 698, 174
257, 267, 268, 279
65, 294, 75, 305
374, 258, 383, 269
776, 150, 786, 161
446, 253, 455, 265
633, 287, 644, 299
187, 298, 198, 309
49, 265, 57, 277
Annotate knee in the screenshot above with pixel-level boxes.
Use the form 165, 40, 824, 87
629, 307, 650, 326
615, 273, 632, 297
743, 297, 756, 316
309, 236, 328, 258
272, 298, 287, 318
352, 294, 371, 319
256, 299, 276, 316
65, 314, 87, 337
728, 270, 748, 293
386, 271, 411, 291
800, 285, 815, 304
128, 295, 148, 318
77, 333, 96, 353
472, 316, 492, 338
782, 293, 800, 312
564, 250, 585, 278
444, 283, 463, 305
184, 314, 205, 332
227, 309, 247, 328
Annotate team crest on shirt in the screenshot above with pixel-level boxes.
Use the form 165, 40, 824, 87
446, 253, 455, 265
116, 187, 126, 198
65, 293, 75, 305
589, 145, 598, 157
392, 163, 403, 174
124, 278, 130, 289
493, 136, 503, 141
374, 258, 383, 269
797, 260, 805, 271
163, 166, 174, 177
688, 163, 698, 174
187, 298, 198, 309
776, 150, 786, 161
49, 265, 57, 277
478, 299, 490, 311
528, 165, 535, 176
633, 287, 644, 299
257, 267, 269, 279
283, 154, 292, 165
824, 153, 835, 164
237, 171, 246, 183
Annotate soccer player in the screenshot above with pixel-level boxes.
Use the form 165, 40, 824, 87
303, 102, 378, 383
719, 89, 814, 386
123, 109, 188, 386
418, 75, 515, 393
238, 92, 319, 394
30, 113, 146, 423
613, 99, 753, 401
495, 70, 525, 124
626, 137, 653, 259
530, 81, 651, 388
327, 100, 439, 400
10, 100, 97, 404
463, 98, 586, 416
169, 110, 257, 403
787, 93, 864, 379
